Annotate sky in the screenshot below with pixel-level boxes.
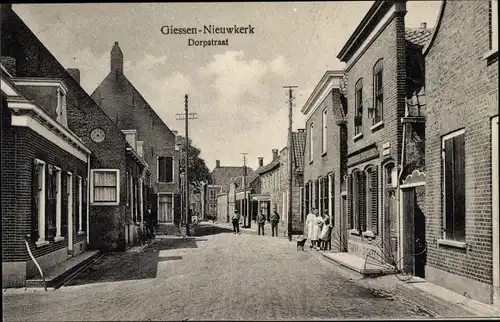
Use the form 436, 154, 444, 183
13, 1, 441, 171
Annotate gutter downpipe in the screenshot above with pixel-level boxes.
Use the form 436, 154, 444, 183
87, 155, 91, 244
396, 103, 408, 271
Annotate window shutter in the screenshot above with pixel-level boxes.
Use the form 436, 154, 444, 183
31, 161, 40, 242
158, 157, 167, 182
444, 137, 454, 240
453, 133, 465, 241
357, 171, 366, 232
348, 174, 353, 229
61, 173, 68, 237
371, 167, 379, 234
165, 157, 173, 183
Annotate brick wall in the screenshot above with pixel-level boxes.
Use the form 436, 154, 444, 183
1, 7, 137, 252
1, 106, 88, 262
344, 10, 407, 257
424, 0, 498, 292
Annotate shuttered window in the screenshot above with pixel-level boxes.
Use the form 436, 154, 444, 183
158, 156, 174, 183
351, 170, 366, 232
31, 160, 43, 243
329, 173, 335, 227
305, 183, 310, 215
321, 176, 328, 216
366, 166, 379, 234
61, 172, 68, 237
443, 130, 466, 241
314, 179, 319, 210
46, 166, 58, 241
355, 78, 363, 135
348, 174, 354, 229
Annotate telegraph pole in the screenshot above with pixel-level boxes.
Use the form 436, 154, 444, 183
176, 94, 198, 236
241, 153, 249, 228
284, 85, 297, 241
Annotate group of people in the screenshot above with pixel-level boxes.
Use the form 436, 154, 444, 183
305, 208, 332, 251
231, 209, 281, 237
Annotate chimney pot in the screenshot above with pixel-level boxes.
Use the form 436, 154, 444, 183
258, 157, 264, 168
216, 160, 220, 168
66, 68, 80, 84
420, 22, 427, 29
272, 149, 279, 161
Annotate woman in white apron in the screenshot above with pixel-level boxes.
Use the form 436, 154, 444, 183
305, 208, 316, 249
319, 210, 331, 251
311, 209, 323, 249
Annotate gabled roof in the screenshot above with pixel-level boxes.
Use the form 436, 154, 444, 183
292, 130, 306, 173
257, 158, 280, 175
211, 166, 254, 186
405, 28, 433, 47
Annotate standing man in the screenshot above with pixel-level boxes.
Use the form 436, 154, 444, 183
232, 210, 241, 234
270, 209, 280, 237
146, 204, 155, 242
256, 211, 266, 236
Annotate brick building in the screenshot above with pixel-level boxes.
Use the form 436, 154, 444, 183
91, 42, 180, 229
423, 0, 498, 305
206, 160, 251, 222
301, 70, 347, 251
279, 130, 307, 235
336, 0, 432, 268
256, 149, 281, 222
1, 5, 150, 288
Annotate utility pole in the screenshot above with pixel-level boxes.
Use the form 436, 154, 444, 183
284, 85, 297, 241
241, 153, 249, 228
176, 94, 198, 236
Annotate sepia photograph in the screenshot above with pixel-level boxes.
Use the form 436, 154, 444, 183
1, 1, 499, 320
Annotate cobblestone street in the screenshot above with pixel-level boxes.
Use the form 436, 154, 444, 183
2, 223, 471, 321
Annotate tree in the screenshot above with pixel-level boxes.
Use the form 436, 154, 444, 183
177, 136, 211, 193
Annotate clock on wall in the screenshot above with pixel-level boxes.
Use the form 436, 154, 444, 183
90, 128, 105, 143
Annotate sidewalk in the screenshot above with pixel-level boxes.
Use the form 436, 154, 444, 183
317, 250, 500, 318
206, 221, 290, 237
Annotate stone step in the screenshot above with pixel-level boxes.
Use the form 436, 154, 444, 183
321, 251, 395, 277
26, 250, 101, 289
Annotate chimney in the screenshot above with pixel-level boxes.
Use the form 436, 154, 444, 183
215, 160, 220, 168
66, 68, 80, 84
420, 22, 427, 29
272, 149, 279, 161
111, 41, 123, 76
258, 157, 263, 168
0, 56, 16, 76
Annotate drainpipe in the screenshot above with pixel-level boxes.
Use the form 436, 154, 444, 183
25, 237, 47, 291
87, 155, 91, 245
396, 107, 408, 270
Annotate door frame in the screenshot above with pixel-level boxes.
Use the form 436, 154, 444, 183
492, 115, 499, 306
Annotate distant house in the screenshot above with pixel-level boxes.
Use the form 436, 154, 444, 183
1, 4, 149, 288
255, 149, 281, 222
279, 130, 307, 235
423, 0, 498, 305
91, 42, 180, 228
205, 160, 253, 221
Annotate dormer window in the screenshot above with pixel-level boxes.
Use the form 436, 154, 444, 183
56, 87, 67, 127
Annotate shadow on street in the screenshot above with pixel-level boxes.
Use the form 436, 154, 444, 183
64, 252, 159, 286
191, 223, 234, 237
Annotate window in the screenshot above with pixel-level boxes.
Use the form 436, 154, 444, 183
62, 172, 72, 239
350, 169, 366, 232
314, 179, 319, 210
309, 123, 314, 162
300, 187, 304, 221
442, 130, 466, 242
304, 184, 310, 216
322, 108, 328, 154
329, 173, 335, 227
209, 204, 216, 214
32, 159, 46, 245
158, 156, 174, 183
491, 0, 498, 52
90, 169, 120, 206
373, 59, 384, 124
355, 79, 363, 135
56, 87, 67, 127
209, 188, 216, 200
77, 176, 84, 234
158, 194, 174, 222
321, 176, 328, 216
365, 166, 379, 234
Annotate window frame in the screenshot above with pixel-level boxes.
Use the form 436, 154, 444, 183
77, 175, 85, 234
157, 156, 174, 183
322, 108, 328, 155
90, 169, 120, 206
34, 159, 50, 247
441, 129, 466, 243
354, 78, 363, 136
492, 0, 498, 52
373, 59, 384, 125
309, 123, 314, 163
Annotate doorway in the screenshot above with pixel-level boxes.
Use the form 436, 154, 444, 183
401, 184, 426, 278
340, 192, 348, 252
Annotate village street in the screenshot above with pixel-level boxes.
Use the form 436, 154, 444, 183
2, 223, 476, 321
